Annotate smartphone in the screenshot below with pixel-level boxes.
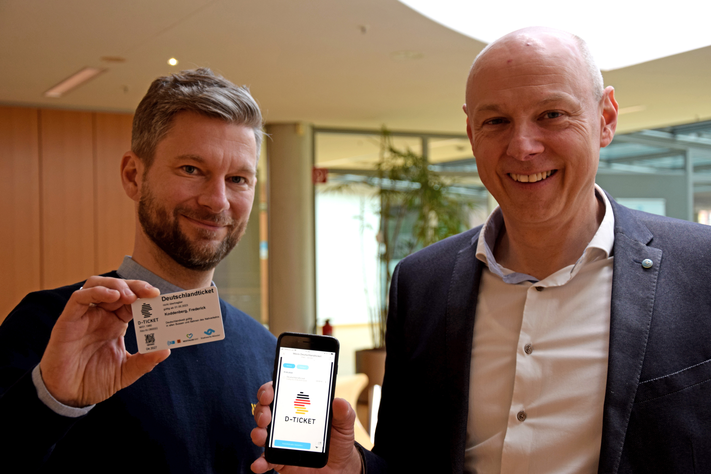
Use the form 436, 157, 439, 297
265, 332, 340, 468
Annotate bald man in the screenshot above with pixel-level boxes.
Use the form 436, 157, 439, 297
252, 28, 711, 473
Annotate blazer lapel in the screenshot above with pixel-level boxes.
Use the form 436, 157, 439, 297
598, 199, 661, 474
444, 230, 484, 473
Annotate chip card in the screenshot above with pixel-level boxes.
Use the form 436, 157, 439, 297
131, 287, 224, 353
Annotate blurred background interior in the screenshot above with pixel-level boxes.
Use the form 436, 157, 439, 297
2, 0, 710, 443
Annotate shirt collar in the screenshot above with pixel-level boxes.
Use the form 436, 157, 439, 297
116, 256, 186, 294
475, 184, 615, 285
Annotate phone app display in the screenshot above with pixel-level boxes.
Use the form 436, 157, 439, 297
269, 347, 336, 453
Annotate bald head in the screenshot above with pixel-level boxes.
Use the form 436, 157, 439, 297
467, 27, 604, 104
461, 25, 619, 254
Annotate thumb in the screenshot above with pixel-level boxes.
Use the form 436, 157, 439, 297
332, 397, 356, 431
122, 349, 171, 387
328, 398, 363, 470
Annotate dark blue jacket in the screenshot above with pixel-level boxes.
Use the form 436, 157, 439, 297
364, 195, 711, 473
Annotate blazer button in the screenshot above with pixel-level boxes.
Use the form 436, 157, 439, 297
642, 259, 653, 269
517, 410, 527, 422
524, 343, 533, 354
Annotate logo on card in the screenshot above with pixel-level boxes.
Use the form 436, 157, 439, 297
186, 333, 194, 339
294, 392, 310, 415
141, 303, 153, 318
204, 329, 215, 335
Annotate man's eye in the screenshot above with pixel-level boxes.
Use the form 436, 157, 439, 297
484, 118, 506, 126
543, 111, 563, 119
229, 176, 245, 184
183, 165, 197, 174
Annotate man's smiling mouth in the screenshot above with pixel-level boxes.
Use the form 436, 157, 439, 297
509, 170, 555, 183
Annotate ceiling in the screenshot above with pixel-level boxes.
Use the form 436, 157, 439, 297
2, 0, 710, 135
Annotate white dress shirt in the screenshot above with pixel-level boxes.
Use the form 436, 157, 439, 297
465, 186, 615, 474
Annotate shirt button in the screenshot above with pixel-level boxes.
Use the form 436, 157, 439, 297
524, 343, 533, 354
535, 286, 544, 292
517, 410, 527, 422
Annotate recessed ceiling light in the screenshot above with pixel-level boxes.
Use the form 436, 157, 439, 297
168, 58, 179, 66
398, 0, 711, 70
44, 67, 106, 98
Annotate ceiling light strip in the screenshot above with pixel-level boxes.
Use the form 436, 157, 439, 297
44, 67, 106, 98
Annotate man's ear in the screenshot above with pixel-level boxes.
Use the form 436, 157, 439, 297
121, 151, 144, 202
599, 86, 618, 148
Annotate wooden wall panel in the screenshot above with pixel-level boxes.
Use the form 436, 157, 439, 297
0, 107, 40, 321
40, 109, 95, 289
94, 113, 135, 273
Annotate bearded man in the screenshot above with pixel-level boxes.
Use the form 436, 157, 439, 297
0, 69, 276, 473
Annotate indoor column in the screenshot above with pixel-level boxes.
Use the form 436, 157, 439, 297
265, 123, 315, 336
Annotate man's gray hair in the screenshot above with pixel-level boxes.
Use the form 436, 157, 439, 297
132, 68, 263, 167
572, 34, 605, 102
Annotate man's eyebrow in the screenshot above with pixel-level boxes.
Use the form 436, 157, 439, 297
172, 154, 257, 175
173, 154, 206, 163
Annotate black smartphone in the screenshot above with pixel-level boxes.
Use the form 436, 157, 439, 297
265, 332, 340, 468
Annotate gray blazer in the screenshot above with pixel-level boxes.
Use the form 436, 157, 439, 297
363, 193, 711, 473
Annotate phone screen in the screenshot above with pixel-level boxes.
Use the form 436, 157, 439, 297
269, 346, 337, 454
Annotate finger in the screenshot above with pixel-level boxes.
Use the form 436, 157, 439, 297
250, 425, 267, 447
257, 381, 274, 405
121, 349, 171, 387
68, 286, 132, 323
82, 277, 159, 303
75, 276, 160, 323
122, 279, 161, 299
77, 278, 159, 320
253, 401, 273, 428
250, 453, 283, 474
64, 286, 123, 318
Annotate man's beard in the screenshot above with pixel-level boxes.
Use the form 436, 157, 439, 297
138, 187, 244, 272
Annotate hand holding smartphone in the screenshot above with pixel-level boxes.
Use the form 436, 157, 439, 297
265, 332, 340, 468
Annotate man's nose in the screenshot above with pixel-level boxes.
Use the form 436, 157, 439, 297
506, 122, 544, 160
198, 177, 230, 213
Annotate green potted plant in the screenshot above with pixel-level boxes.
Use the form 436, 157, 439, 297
356, 129, 475, 405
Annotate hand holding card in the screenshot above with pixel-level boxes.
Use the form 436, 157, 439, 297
39, 276, 171, 408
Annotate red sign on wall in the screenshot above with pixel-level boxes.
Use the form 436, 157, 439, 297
312, 167, 328, 184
